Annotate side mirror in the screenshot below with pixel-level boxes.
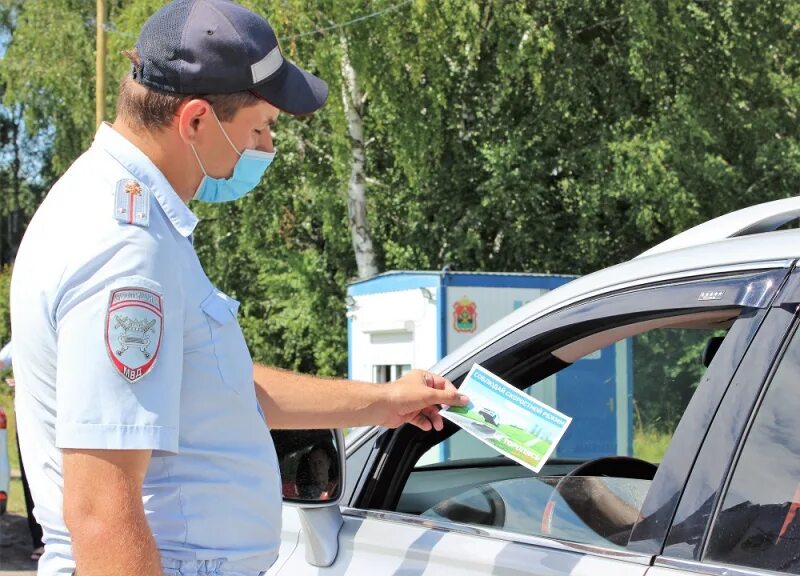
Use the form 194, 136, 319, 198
271, 428, 345, 505
270, 428, 346, 567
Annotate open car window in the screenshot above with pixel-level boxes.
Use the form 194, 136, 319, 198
394, 306, 744, 551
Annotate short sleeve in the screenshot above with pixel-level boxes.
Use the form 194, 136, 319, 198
55, 234, 184, 455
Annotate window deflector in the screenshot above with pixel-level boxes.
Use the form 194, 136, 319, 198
552, 309, 739, 363
456, 269, 783, 390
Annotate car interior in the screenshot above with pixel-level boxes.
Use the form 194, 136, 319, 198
359, 307, 742, 551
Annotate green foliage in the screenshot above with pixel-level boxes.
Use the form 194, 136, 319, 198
633, 425, 672, 463
633, 328, 720, 432
0, 264, 11, 344
0, 0, 798, 391
0, 0, 97, 173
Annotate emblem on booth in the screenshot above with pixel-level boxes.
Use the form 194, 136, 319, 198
453, 297, 477, 333
105, 287, 163, 383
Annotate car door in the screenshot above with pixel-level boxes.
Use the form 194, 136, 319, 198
648, 267, 800, 576
273, 486, 653, 576
271, 266, 789, 576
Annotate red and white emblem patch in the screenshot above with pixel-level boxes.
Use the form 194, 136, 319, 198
105, 287, 163, 383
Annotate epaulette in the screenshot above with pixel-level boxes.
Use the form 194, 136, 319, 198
113, 178, 150, 227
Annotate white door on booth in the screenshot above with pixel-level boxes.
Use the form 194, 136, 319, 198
368, 331, 413, 383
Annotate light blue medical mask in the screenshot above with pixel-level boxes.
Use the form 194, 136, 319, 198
191, 107, 276, 203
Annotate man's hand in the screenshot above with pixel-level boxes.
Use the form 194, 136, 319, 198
380, 370, 469, 431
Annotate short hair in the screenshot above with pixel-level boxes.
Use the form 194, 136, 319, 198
116, 48, 262, 131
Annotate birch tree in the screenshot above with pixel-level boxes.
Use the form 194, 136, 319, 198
340, 34, 377, 279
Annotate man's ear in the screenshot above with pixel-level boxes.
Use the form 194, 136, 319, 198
176, 99, 212, 145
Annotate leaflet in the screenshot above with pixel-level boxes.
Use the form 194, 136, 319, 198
442, 364, 572, 473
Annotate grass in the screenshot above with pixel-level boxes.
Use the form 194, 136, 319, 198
633, 426, 672, 463
8, 477, 25, 515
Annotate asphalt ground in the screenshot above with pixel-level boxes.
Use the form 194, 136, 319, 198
0, 512, 38, 575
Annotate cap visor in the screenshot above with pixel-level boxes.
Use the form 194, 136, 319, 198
253, 60, 328, 116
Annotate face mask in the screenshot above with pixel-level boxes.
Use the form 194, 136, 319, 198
191, 107, 276, 203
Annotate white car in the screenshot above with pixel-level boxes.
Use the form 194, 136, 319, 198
270, 197, 800, 576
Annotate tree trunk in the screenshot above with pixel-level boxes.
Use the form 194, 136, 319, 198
340, 35, 378, 280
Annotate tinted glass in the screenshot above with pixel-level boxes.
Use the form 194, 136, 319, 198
706, 326, 800, 573
422, 476, 651, 549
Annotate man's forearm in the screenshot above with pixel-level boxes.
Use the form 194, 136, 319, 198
70, 511, 162, 575
253, 364, 386, 429
63, 448, 161, 576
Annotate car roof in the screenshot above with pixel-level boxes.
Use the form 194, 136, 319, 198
638, 195, 800, 258
432, 207, 800, 376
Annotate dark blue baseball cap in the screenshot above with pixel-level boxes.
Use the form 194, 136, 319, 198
133, 0, 328, 115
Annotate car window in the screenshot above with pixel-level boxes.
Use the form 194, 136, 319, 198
422, 475, 652, 548
422, 326, 724, 466
401, 311, 738, 551
705, 324, 800, 574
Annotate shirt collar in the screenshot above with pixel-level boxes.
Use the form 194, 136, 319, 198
93, 123, 199, 237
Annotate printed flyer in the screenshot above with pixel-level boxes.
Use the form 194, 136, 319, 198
442, 364, 572, 473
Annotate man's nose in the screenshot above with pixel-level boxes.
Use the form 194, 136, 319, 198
257, 128, 274, 153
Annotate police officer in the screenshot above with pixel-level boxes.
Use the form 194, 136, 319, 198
9, 2, 467, 575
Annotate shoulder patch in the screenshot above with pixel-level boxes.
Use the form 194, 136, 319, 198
114, 179, 150, 227
105, 287, 163, 383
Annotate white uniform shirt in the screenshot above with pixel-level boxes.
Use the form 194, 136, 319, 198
11, 124, 282, 575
